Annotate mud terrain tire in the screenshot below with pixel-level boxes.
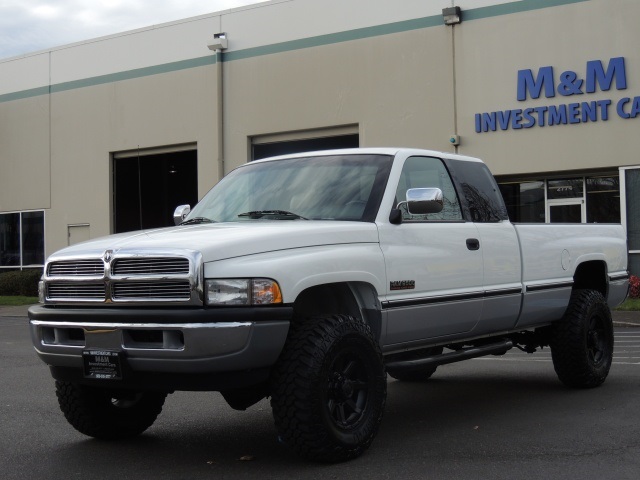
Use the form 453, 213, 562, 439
270, 314, 386, 462
550, 289, 613, 388
56, 381, 167, 439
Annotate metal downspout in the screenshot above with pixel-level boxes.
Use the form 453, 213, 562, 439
216, 50, 225, 181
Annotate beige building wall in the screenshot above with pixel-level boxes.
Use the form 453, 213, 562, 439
456, 0, 640, 175
0, 50, 51, 213
224, 27, 456, 171
1, 0, 638, 261
0, 63, 220, 256
0, 95, 51, 212
44, 66, 220, 254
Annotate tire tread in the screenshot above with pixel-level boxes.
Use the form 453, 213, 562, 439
550, 289, 613, 388
55, 381, 166, 439
270, 314, 386, 462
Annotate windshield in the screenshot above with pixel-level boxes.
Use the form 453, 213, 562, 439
187, 154, 392, 223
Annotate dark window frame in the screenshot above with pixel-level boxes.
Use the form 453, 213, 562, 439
496, 173, 621, 225
0, 210, 45, 269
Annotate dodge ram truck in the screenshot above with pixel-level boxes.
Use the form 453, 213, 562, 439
29, 148, 629, 462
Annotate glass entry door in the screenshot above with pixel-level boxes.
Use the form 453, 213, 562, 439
547, 199, 585, 223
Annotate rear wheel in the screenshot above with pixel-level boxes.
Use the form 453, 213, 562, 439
55, 381, 167, 439
550, 289, 613, 388
271, 314, 386, 462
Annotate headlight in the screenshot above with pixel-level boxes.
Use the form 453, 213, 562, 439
205, 278, 283, 305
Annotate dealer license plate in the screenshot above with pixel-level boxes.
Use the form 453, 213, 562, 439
83, 350, 123, 380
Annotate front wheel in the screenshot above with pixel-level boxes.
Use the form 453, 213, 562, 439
270, 314, 386, 462
55, 381, 167, 439
549, 289, 614, 388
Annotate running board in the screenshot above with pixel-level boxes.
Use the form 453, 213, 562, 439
385, 339, 513, 372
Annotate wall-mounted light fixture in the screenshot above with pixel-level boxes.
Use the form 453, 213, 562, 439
442, 7, 462, 25
207, 32, 228, 51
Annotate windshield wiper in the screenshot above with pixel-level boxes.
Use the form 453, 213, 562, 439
237, 210, 308, 220
180, 217, 215, 225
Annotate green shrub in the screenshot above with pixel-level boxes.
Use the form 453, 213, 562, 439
0, 269, 43, 296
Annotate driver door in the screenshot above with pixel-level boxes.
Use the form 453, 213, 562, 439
379, 156, 484, 346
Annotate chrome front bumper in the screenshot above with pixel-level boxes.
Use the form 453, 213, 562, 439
28, 305, 292, 390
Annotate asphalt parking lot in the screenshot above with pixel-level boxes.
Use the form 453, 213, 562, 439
1, 308, 639, 479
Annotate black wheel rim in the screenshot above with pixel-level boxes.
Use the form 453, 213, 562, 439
587, 314, 608, 365
325, 346, 370, 430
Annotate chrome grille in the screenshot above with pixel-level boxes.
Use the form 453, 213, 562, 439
43, 253, 200, 305
112, 281, 191, 300
112, 258, 189, 276
47, 283, 106, 300
48, 260, 104, 277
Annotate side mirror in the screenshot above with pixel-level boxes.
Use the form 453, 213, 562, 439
173, 205, 191, 225
399, 188, 444, 215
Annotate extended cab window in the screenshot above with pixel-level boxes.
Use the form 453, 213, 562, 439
395, 156, 463, 222
447, 160, 509, 222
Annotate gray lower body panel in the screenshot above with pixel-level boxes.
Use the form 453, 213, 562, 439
28, 305, 292, 391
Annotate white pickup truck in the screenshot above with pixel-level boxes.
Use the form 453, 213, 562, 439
29, 148, 628, 462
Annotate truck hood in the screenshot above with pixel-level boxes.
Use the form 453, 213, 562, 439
47, 221, 380, 263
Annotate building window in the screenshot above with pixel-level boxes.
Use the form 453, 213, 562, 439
586, 176, 621, 223
0, 213, 20, 266
547, 178, 584, 199
498, 174, 620, 224
0, 211, 45, 269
